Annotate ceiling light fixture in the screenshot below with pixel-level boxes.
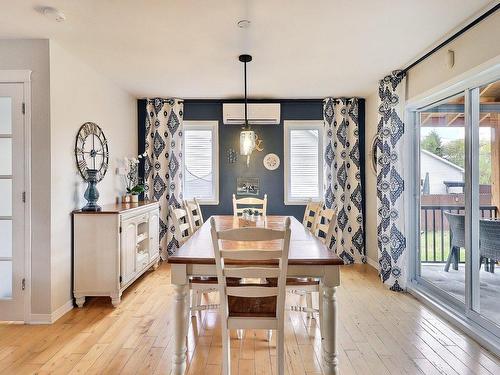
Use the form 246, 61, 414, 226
239, 54, 256, 167
42, 6, 66, 22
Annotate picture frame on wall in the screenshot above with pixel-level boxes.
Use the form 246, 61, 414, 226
236, 177, 260, 196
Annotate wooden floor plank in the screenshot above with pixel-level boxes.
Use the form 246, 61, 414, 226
0, 263, 499, 374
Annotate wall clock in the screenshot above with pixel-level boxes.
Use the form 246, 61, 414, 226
75, 122, 109, 181
263, 153, 280, 171
74, 122, 109, 211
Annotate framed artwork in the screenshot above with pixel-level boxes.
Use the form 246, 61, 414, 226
236, 177, 260, 196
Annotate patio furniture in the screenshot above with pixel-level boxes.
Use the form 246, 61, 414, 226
479, 219, 500, 273
444, 212, 464, 272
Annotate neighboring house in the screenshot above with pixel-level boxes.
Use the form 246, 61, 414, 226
421, 149, 464, 195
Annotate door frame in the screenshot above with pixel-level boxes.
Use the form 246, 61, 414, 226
0, 70, 32, 323
405, 57, 500, 354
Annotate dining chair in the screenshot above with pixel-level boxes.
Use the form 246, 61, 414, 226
170, 205, 218, 320
443, 211, 465, 272
479, 219, 500, 273
302, 199, 323, 232
184, 197, 204, 232
232, 193, 267, 216
210, 216, 291, 375
288, 206, 336, 331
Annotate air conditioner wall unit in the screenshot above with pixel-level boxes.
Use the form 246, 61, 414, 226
223, 103, 281, 125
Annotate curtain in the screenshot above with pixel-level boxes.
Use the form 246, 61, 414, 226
323, 97, 365, 264
144, 98, 184, 260
376, 71, 407, 291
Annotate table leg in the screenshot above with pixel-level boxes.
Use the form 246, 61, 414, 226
173, 283, 189, 374
321, 284, 338, 375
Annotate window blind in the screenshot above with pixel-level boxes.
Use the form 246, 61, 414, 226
184, 130, 214, 200
289, 129, 320, 198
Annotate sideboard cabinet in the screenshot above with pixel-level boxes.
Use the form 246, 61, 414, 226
73, 201, 160, 307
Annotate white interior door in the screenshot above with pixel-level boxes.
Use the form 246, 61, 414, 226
0, 83, 25, 321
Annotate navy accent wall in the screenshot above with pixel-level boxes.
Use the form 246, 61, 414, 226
137, 99, 365, 225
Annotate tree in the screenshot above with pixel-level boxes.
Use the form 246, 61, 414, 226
441, 139, 464, 168
421, 130, 444, 157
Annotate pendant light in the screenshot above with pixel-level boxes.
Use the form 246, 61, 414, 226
239, 54, 256, 166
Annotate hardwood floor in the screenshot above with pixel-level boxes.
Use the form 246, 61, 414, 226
1, 263, 500, 374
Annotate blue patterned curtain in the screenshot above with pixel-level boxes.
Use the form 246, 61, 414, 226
376, 71, 407, 291
144, 98, 184, 259
323, 98, 365, 264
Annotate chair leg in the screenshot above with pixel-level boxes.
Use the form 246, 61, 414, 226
196, 290, 202, 308
237, 329, 244, 340
453, 247, 459, 270
277, 325, 285, 375
444, 246, 454, 272
480, 256, 484, 271
191, 290, 198, 317
267, 330, 273, 342
222, 326, 231, 375
306, 292, 313, 319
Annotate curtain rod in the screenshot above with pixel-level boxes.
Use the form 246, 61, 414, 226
403, 3, 499, 73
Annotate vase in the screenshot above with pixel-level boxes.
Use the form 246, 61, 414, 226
122, 195, 131, 203
82, 169, 101, 211
131, 194, 139, 203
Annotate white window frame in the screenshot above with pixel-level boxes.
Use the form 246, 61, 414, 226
182, 120, 219, 205
284, 120, 324, 205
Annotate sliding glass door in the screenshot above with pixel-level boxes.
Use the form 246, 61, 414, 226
413, 77, 500, 338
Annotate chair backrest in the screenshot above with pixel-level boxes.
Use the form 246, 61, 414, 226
210, 216, 291, 321
313, 207, 336, 247
444, 212, 465, 248
170, 205, 192, 245
232, 193, 268, 216
184, 198, 204, 232
479, 219, 500, 261
302, 199, 323, 232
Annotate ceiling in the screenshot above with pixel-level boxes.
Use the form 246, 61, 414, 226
0, 0, 495, 99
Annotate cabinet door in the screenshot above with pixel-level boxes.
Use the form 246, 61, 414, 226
120, 219, 137, 285
148, 209, 160, 260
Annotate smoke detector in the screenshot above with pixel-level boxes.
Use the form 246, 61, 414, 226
42, 7, 66, 22
237, 20, 251, 29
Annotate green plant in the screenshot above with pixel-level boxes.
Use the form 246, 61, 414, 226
128, 184, 145, 195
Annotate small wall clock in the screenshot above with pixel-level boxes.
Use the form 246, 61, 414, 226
263, 153, 280, 171
75, 122, 109, 211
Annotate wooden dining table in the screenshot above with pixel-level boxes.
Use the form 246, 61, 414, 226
168, 215, 344, 374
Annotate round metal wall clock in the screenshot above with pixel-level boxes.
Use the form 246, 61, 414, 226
75, 122, 109, 182
263, 153, 280, 171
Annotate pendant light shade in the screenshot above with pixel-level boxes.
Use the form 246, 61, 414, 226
238, 54, 255, 164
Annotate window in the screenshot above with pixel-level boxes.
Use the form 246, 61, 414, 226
183, 121, 219, 204
284, 121, 324, 204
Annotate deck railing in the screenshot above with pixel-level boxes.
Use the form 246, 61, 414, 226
420, 205, 498, 263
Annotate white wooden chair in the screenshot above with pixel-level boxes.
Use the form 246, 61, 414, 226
184, 197, 204, 232
232, 193, 267, 216
302, 199, 323, 232
170, 205, 218, 319
288, 207, 336, 333
210, 217, 291, 375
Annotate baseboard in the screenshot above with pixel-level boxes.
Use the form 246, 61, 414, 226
366, 257, 379, 271
29, 300, 74, 324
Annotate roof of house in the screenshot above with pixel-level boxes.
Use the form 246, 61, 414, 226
421, 149, 465, 173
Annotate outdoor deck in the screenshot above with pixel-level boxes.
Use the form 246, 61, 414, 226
421, 263, 500, 326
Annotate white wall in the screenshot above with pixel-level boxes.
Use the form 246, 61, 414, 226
420, 151, 464, 195
0, 39, 52, 314
49, 41, 137, 312
364, 10, 500, 268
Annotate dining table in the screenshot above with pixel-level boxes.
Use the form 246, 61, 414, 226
168, 215, 344, 374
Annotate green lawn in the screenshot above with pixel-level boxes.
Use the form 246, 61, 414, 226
420, 230, 465, 262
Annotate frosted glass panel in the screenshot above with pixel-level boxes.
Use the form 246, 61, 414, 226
0, 97, 12, 134
0, 180, 12, 216
0, 220, 12, 258
0, 138, 12, 175
0, 261, 12, 299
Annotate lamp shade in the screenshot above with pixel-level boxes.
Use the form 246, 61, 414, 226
240, 130, 256, 156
